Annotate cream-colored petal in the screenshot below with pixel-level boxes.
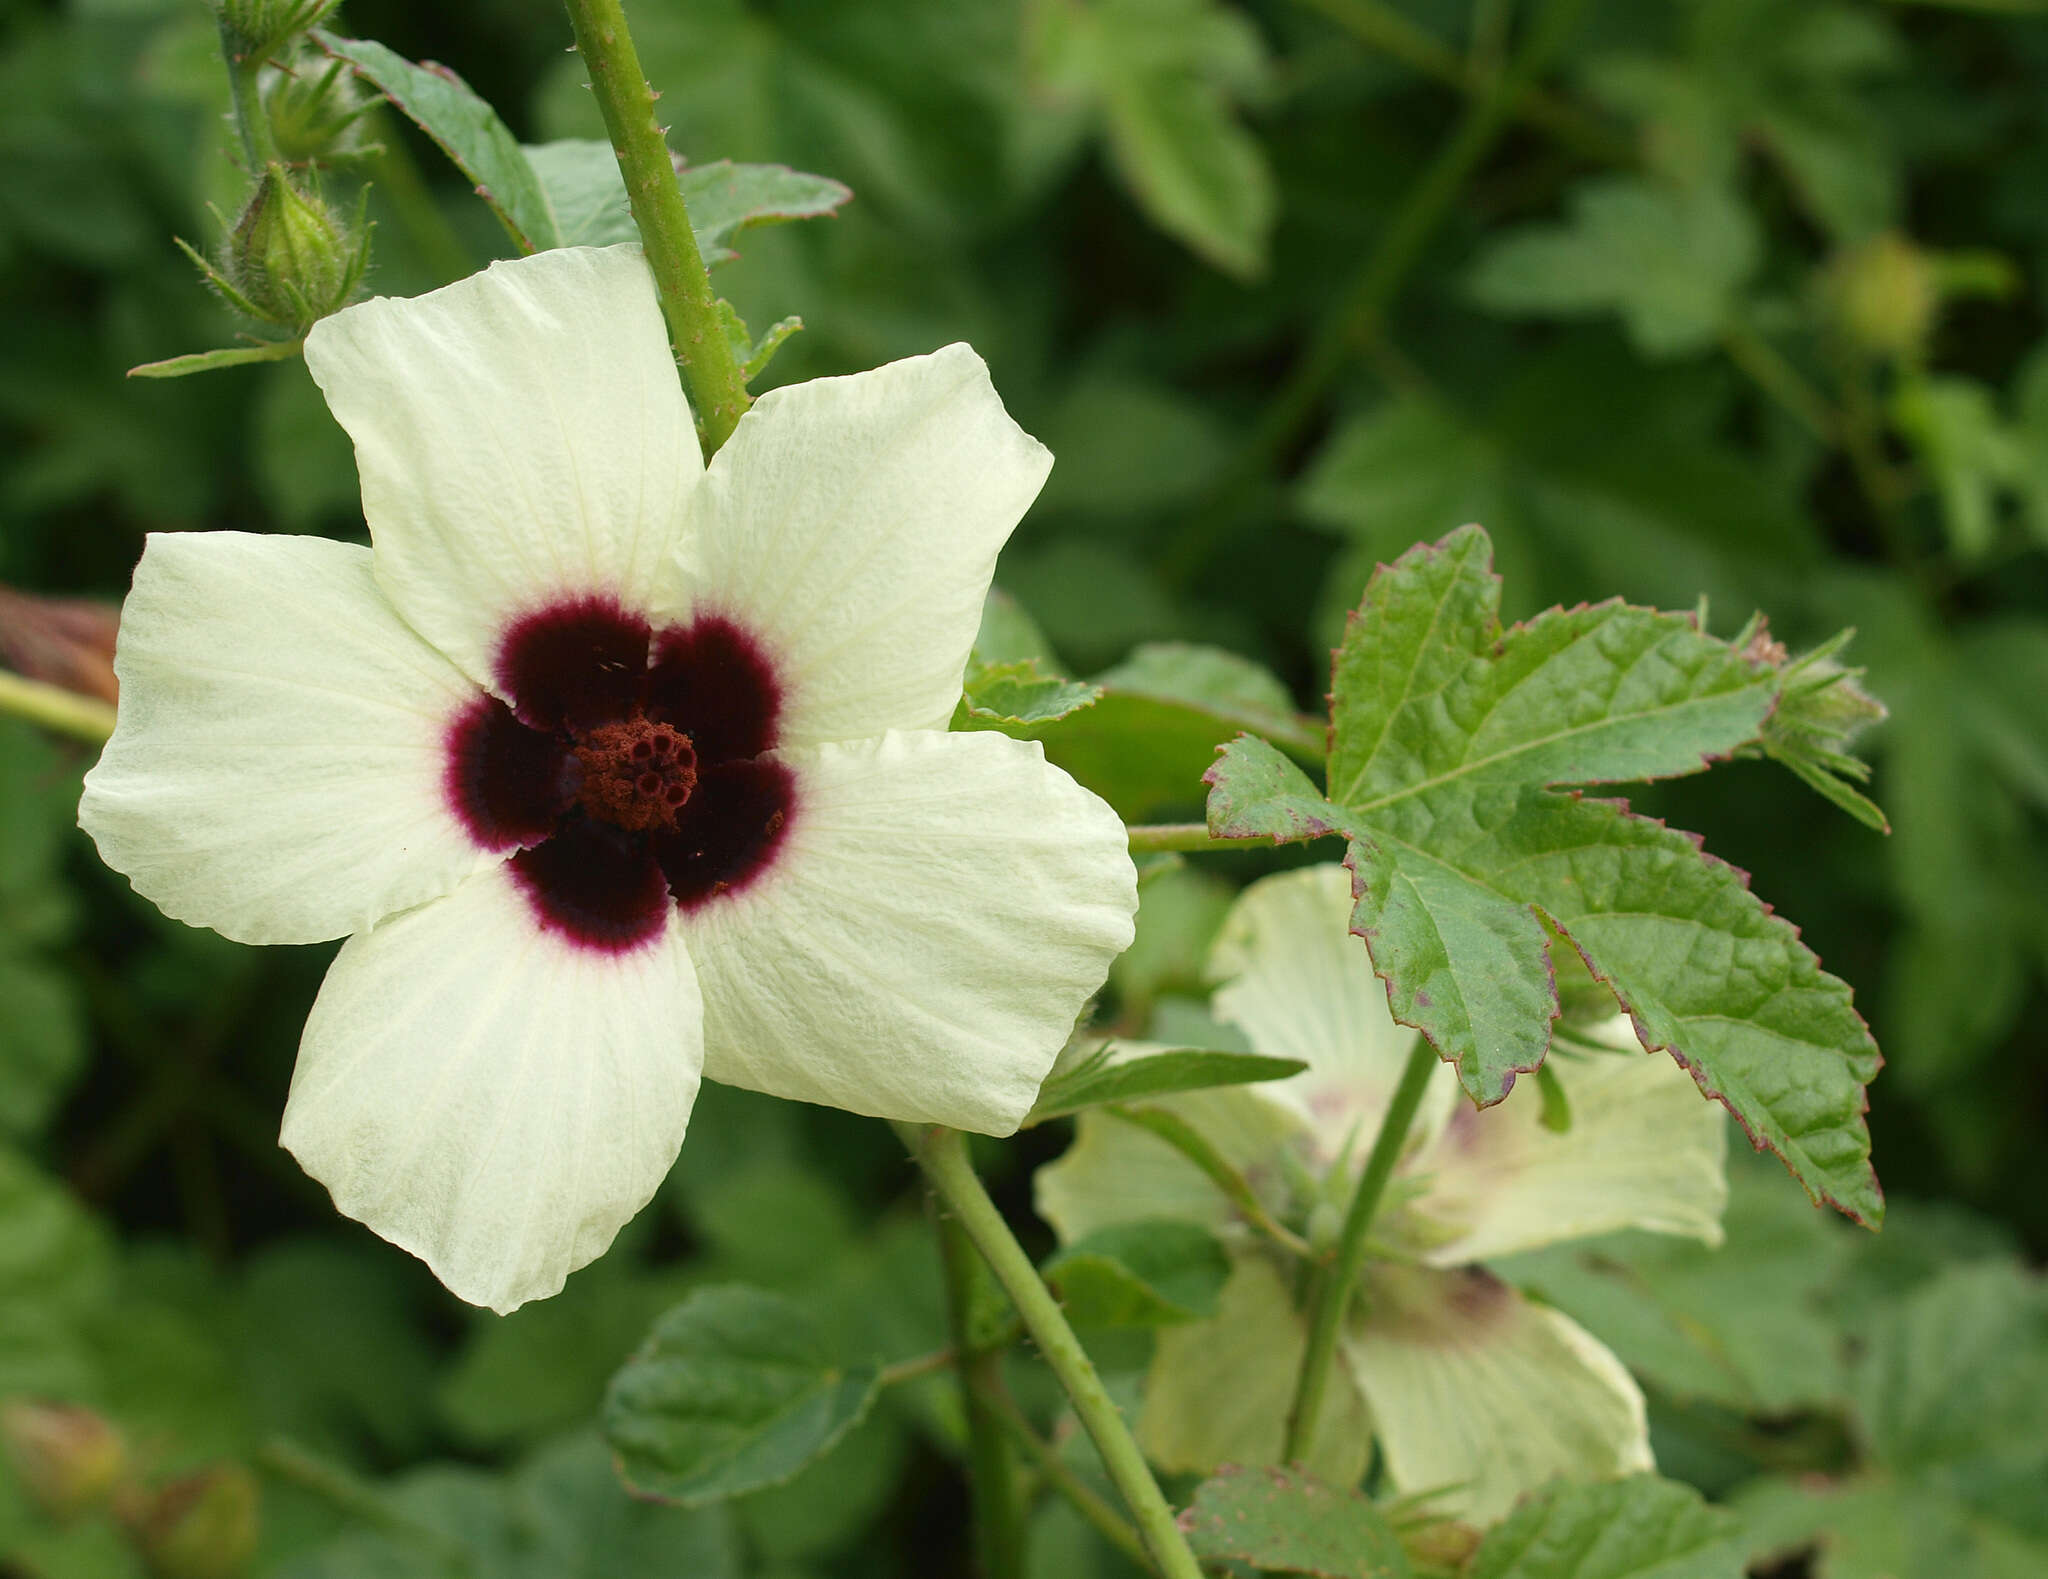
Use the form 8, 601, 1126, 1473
682, 345, 1051, 747
79, 533, 487, 946
1343, 1264, 1653, 1523
1209, 864, 1460, 1167
1140, 1256, 1370, 1487
304, 245, 699, 685
1033, 1084, 1305, 1246
685, 730, 1134, 1135
280, 863, 702, 1314
1408, 1025, 1729, 1264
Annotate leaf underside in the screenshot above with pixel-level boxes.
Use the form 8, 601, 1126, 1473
1203, 526, 1883, 1225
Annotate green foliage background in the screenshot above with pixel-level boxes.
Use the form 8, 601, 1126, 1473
1, 0, 2045, 1575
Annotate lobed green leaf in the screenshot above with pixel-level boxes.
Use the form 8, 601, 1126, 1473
1205, 526, 1884, 1225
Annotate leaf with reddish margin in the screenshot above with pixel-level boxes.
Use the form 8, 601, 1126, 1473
1177, 1463, 1411, 1577
1202, 525, 1884, 1226
315, 34, 561, 254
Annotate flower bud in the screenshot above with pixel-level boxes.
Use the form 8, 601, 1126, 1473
1824, 232, 1937, 363
261, 49, 378, 166
1, 1401, 127, 1523
129, 1465, 259, 1579
210, 0, 339, 61
207, 166, 369, 333
0, 585, 120, 705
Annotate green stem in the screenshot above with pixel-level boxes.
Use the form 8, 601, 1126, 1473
894, 1123, 1204, 1579
1125, 822, 1224, 854
259, 1439, 476, 1574
1719, 321, 1840, 445
1163, 0, 1591, 587
0, 671, 115, 743
1292, 0, 1628, 164
1109, 1106, 1318, 1262
974, 1379, 1157, 1576
219, 21, 280, 171
1281, 1036, 1437, 1462
937, 1210, 1027, 1579
562, 0, 752, 457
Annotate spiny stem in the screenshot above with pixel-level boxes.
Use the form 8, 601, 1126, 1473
894, 1122, 1204, 1579
974, 1378, 1158, 1576
562, 0, 752, 457
0, 670, 115, 743
1282, 1035, 1437, 1462
936, 1209, 1026, 1579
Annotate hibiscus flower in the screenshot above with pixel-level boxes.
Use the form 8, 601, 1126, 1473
1035, 863, 1725, 1521
81, 245, 1137, 1313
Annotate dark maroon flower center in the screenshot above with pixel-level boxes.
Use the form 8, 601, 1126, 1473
574, 717, 698, 832
443, 598, 794, 952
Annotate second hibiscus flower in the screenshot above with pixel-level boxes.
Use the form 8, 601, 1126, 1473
80, 244, 1137, 1314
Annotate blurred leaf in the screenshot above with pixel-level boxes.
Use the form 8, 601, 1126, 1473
604, 1287, 879, 1506
1178, 1462, 1410, 1577
1891, 374, 2025, 559
1109, 863, 1233, 1017
1036, 642, 1320, 821
1026, 1044, 1305, 1124
733, 1411, 907, 1560
439, 1262, 685, 1451
235, 1241, 437, 1460
1466, 176, 1761, 357
316, 33, 560, 253
0, 958, 85, 1138
1207, 528, 1883, 1223
524, 139, 851, 262
1493, 1149, 1855, 1415
1032, 0, 1274, 277
1042, 1220, 1230, 1327
1850, 1260, 2048, 1532
1736, 1475, 2048, 1579
955, 658, 1102, 730
1466, 1475, 1744, 1578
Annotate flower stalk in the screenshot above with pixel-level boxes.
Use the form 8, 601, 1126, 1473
0, 669, 116, 743
561, 0, 753, 458
894, 1122, 1204, 1579
937, 1210, 1027, 1579
1282, 1034, 1438, 1462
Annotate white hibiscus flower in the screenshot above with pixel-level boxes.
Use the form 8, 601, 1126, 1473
80, 244, 1137, 1315
1036, 863, 1726, 1523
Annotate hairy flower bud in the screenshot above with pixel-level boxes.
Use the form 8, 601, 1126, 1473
209, 0, 339, 61
129, 1464, 259, 1579
261, 48, 378, 166
1825, 232, 1937, 363
1, 1402, 126, 1523
191, 166, 369, 334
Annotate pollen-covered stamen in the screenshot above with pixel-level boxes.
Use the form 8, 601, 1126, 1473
573, 716, 698, 832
